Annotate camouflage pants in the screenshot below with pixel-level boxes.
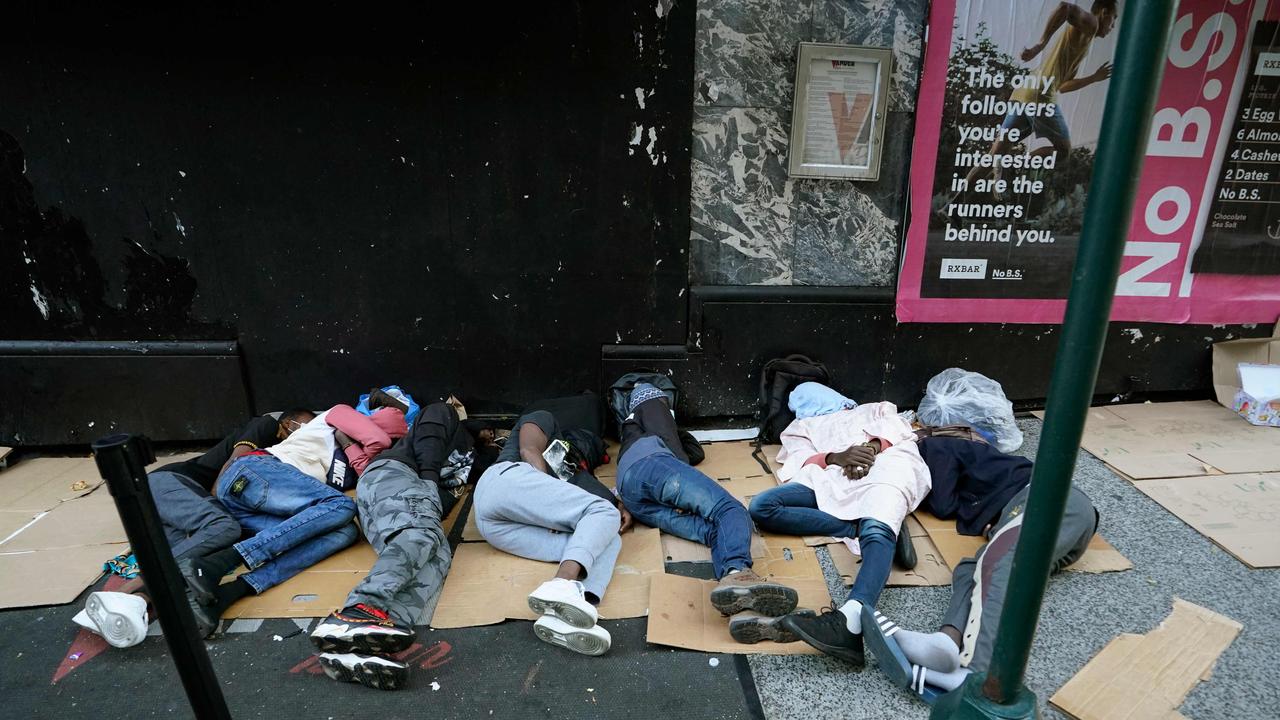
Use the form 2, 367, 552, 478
346, 458, 452, 626
943, 484, 1098, 672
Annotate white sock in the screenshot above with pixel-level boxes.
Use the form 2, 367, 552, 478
839, 599, 862, 635
896, 630, 961, 673
914, 664, 971, 692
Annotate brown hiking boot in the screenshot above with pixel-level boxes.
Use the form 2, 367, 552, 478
709, 569, 799, 617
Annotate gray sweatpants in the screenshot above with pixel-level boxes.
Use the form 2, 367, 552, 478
150, 470, 242, 562
943, 484, 1098, 672
474, 461, 622, 602
345, 458, 453, 627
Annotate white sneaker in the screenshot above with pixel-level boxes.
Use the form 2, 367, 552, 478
72, 609, 100, 635
85, 591, 148, 649
527, 578, 597, 629
532, 615, 611, 656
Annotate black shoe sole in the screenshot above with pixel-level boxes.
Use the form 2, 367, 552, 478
318, 654, 409, 691
779, 616, 865, 669
710, 582, 799, 617
311, 631, 415, 656
728, 610, 816, 644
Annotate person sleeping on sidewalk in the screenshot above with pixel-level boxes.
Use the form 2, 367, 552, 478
309, 400, 469, 691
859, 434, 1099, 703
759, 393, 932, 667
615, 383, 801, 643
72, 409, 312, 648
178, 399, 408, 639
471, 409, 628, 657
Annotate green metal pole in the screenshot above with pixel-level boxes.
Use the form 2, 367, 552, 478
932, 1, 1176, 718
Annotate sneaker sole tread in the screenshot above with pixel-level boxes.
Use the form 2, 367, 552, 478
532, 624, 610, 656
709, 583, 799, 617
319, 655, 409, 691
527, 597, 596, 629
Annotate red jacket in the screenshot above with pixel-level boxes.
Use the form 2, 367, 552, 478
325, 404, 408, 475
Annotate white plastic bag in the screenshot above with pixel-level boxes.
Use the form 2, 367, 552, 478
917, 368, 1023, 453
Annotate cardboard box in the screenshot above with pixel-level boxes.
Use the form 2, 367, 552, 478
1132, 472, 1280, 568
1212, 320, 1280, 408
1037, 400, 1280, 479
1232, 363, 1280, 427
1050, 598, 1241, 720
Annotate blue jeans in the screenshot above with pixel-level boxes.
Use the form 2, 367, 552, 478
749, 483, 858, 539
617, 450, 752, 579
217, 454, 359, 593
749, 482, 894, 608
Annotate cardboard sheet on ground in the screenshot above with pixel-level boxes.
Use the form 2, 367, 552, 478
0, 544, 128, 609
914, 511, 1131, 574
1132, 472, 1280, 568
696, 440, 773, 480
224, 541, 378, 619
1049, 598, 1241, 720
430, 526, 664, 629
645, 573, 829, 656
1034, 401, 1280, 480
828, 515, 952, 587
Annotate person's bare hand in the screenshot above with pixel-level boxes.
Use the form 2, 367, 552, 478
1092, 61, 1113, 82
1021, 42, 1045, 62
334, 429, 355, 449
827, 444, 877, 479
617, 503, 634, 534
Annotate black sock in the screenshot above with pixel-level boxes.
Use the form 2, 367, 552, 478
213, 577, 252, 615
202, 545, 244, 576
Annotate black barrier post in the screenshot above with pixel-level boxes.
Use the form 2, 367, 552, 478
92, 434, 232, 720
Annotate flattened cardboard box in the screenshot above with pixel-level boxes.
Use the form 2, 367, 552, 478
828, 515, 952, 587
1211, 320, 1280, 407
914, 510, 1131, 574
1035, 401, 1280, 480
645, 573, 828, 656
696, 440, 773, 480
1050, 598, 1241, 720
0, 543, 129, 609
1132, 472, 1280, 568
430, 526, 664, 629
224, 541, 379, 619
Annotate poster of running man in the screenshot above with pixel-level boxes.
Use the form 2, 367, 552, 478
896, 0, 1280, 323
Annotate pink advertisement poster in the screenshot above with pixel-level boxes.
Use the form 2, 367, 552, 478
897, 0, 1280, 324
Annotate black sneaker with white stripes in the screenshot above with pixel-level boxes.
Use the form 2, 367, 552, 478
310, 604, 415, 655
318, 652, 410, 691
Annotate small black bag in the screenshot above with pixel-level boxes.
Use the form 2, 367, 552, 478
756, 354, 832, 445
523, 391, 606, 438
607, 371, 679, 434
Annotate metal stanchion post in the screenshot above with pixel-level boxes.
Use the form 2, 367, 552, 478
92, 433, 232, 720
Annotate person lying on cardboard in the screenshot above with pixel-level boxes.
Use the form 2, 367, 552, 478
860, 433, 1099, 703
178, 399, 407, 640
72, 409, 313, 648
756, 385, 931, 667
616, 383, 801, 640
309, 400, 466, 691
471, 409, 628, 657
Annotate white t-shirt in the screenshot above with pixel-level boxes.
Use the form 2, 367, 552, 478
266, 411, 335, 482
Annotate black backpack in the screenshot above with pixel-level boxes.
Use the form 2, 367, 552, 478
607, 372, 679, 434
756, 355, 832, 445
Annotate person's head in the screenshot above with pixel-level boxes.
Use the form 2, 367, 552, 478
1092, 0, 1118, 37
278, 408, 316, 438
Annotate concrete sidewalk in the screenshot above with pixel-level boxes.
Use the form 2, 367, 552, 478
749, 416, 1280, 719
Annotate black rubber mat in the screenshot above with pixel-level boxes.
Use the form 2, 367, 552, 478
3, 583, 758, 719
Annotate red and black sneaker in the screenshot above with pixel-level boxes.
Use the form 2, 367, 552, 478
310, 604, 415, 655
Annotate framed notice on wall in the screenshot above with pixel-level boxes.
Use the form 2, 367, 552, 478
788, 43, 892, 181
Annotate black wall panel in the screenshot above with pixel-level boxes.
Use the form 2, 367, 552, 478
1, 2, 693, 436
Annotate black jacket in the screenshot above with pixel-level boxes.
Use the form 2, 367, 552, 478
918, 436, 1031, 536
